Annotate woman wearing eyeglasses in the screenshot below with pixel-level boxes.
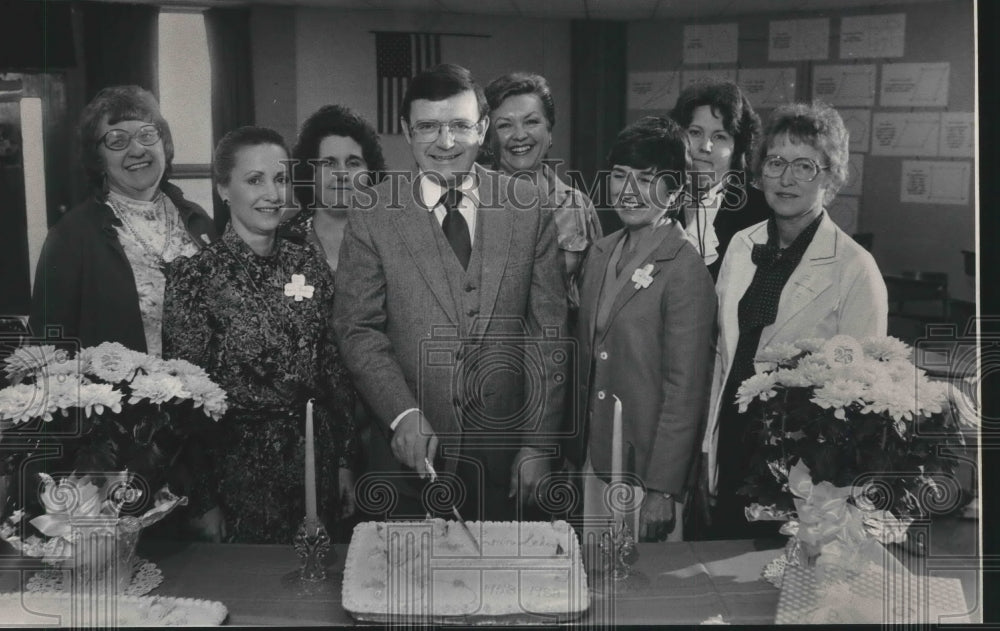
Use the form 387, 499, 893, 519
29, 85, 216, 355
700, 102, 888, 539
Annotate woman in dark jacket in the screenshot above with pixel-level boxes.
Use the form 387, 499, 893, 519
670, 81, 771, 281
29, 85, 216, 355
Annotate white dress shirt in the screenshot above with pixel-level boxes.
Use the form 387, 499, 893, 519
418, 172, 479, 245
684, 181, 724, 267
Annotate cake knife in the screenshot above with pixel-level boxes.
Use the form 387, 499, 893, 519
424, 457, 482, 555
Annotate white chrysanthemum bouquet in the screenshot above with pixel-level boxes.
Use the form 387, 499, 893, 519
0, 342, 227, 517
736, 335, 976, 551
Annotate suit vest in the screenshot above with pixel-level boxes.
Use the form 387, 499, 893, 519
429, 210, 485, 337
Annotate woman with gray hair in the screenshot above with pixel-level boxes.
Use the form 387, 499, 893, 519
29, 85, 216, 355
700, 101, 888, 539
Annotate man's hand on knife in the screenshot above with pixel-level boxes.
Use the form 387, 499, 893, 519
391, 409, 438, 478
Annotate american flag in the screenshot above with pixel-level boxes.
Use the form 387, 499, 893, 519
375, 32, 442, 134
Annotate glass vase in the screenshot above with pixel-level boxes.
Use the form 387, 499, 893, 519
65, 516, 142, 595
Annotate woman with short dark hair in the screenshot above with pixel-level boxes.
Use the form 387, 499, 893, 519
164, 126, 357, 543
670, 80, 770, 280
577, 116, 716, 543
29, 85, 216, 354
283, 105, 387, 272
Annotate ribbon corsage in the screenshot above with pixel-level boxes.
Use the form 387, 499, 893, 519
631, 264, 655, 290
284, 274, 315, 301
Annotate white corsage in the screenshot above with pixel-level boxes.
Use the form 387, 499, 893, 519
631, 264, 655, 290
284, 274, 315, 301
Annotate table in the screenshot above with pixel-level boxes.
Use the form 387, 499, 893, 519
0, 518, 979, 626
148, 538, 786, 626
0, 538, 781, 626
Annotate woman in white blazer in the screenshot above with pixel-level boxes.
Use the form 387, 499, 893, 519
701, 102, 888, 539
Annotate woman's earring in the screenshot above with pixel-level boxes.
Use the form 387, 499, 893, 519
223, 198, 230, 206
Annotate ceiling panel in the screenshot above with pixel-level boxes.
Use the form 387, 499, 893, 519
510, 0, 588, 19
364, 0, 446, 11
436, 0, 520, 16
119, 0, 959, 20
653, 0, 949, 19
588, 0, 660, 20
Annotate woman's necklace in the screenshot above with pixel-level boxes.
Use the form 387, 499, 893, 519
107, 193, 173, 266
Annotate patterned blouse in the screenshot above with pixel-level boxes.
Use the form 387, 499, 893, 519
539, 163, 603, 310
106, 190, 199, 356
163, 227, 356, 542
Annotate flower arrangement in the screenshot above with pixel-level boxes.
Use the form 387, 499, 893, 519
0, 342, 227, 516
736, 335, 975, 553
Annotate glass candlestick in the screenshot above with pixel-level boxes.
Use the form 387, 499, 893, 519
591, 518, 649, 594
283, 518, 334, 587
293, 517, 332, 582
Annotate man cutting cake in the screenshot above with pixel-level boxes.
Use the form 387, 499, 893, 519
332, 64, 569, 521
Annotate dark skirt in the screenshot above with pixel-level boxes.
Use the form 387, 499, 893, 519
214, 408, 342, 544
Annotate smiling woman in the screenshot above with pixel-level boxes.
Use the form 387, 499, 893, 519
28, 85, 217, 355
162, 126, 359, 544
701, 102, 888, 541
484, 72, 603, 312
576, 116, 716, 544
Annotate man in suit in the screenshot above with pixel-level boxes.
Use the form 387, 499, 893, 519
332, 64, 569, 521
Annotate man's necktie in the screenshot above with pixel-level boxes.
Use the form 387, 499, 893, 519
440, 188, 471, 269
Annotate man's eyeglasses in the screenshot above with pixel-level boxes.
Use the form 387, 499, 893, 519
97, 125, 161, 151
761, 155, 829, 182
409, 119, 482, 141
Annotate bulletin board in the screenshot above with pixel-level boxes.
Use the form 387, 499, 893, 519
626, 0, 976, 302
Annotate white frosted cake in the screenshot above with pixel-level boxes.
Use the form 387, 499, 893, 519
342, 520, 589, 622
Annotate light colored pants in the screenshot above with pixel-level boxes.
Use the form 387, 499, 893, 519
581, 456, 684, 543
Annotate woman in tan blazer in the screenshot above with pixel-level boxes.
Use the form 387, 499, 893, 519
577, 117, 717, 542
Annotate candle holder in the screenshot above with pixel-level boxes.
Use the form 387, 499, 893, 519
282, 517, 334, 588
591, 518, 649, 595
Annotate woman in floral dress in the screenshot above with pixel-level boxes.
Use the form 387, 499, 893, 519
163, 127, 356, 543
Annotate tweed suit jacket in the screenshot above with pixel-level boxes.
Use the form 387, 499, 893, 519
332, 164, 568, 486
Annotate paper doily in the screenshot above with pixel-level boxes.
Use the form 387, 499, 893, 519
761, 554, 788, 588
25, 557, 163, 596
